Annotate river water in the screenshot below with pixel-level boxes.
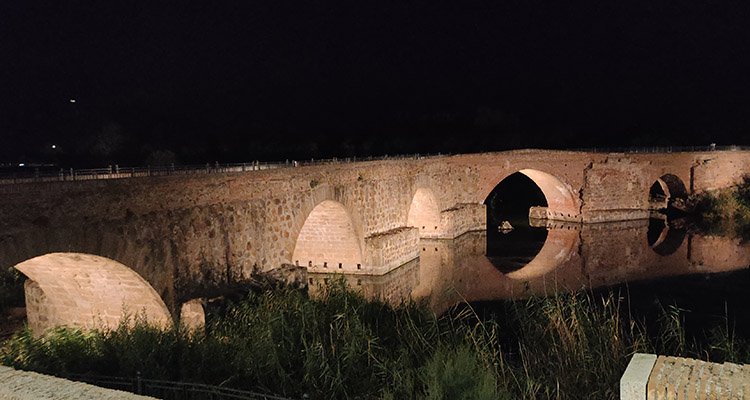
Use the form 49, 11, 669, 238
310, 218, 750, 336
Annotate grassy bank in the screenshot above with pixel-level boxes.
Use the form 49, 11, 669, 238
693, 175, 750, 239
1, 282, 748, 399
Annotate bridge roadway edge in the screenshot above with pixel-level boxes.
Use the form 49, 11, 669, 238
0, 149, 748, 315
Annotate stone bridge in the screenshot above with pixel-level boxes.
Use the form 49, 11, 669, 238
1, 149, 748, 332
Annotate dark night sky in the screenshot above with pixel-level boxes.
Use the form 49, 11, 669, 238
2, 1, 750, 166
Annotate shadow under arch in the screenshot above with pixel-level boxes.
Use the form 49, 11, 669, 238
481, 168, 579, 222
484, 169, 579, 277
15, 252, 172, 335
407, 187, 441, 238
292, 200, 364, 271
649, 174, 689, 211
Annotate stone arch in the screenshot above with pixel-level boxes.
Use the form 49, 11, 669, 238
0, 222, 178, 313
407, 187, 441, 238
649, 174, 689, 210
14, 253, 172, 335
482, 168, 579, 221
292, 200, 364, 272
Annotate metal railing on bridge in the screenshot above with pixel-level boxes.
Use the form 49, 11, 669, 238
571, 144, 750, 153
0, 153, 446, 186
67, 372, 296, 400
2, 145, 748, 186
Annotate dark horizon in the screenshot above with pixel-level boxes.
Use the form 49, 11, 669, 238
3, 1, 750, 167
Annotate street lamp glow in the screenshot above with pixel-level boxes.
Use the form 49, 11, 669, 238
69, 99, 76, 103
51, 144, 57, 149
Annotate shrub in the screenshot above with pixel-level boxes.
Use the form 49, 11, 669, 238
421, 344, 505, 400
2, 282, 749, 399
693, 175, 750, 239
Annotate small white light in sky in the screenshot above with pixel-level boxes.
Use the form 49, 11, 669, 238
18, 163, 25, 167
69, 99, 76, 103
51, 144, 57, 149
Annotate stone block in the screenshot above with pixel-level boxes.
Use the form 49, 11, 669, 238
621, 353, 657, 400
180, 299, 205, 332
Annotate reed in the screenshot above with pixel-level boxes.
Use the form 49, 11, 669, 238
0, 266, 23, 312
693, 175, 750, 239
1, 280, 748, 399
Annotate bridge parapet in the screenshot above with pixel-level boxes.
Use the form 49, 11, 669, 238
2, 149, 749, 311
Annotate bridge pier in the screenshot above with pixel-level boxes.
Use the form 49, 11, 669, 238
436, 203, 487, 238
363, 227, 420, 275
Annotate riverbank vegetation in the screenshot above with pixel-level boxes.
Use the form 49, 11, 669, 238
692, 175, 750, 239
0, 267, 24, 340
0, 267, 23, 312
2, 282, 748, 399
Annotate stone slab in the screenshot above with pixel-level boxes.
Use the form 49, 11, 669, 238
0, 366, 156, 400
621, 353, 658, 400
622, 354, 750, 399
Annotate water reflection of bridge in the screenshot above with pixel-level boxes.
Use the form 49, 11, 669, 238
310, 221, 750, 313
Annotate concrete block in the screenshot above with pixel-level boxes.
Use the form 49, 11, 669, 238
621, 353, 657, 400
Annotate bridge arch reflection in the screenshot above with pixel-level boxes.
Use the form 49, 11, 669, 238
647, 218, 686, 256
504, 224, 579, 280
308, 219, 750, 315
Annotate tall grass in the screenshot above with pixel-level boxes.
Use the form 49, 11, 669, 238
2, 281, 748, 399
0, 266, 24, 312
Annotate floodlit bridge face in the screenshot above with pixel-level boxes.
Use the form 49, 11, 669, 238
293, 200, 364, 271
407, 188, 442, 238
16, 253, 172, 335
1, 149, 749, 333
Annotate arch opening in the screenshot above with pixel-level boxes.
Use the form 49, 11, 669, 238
485, 172, 548, 226
484, 172, 549, 271
14, 253, 172, 336
482, 169, 577, 275
649, 174, 689, 214
407, 188, 441, 238
292, 200, 363, 271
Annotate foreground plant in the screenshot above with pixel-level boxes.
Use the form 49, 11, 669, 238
1, 281, 748, 399
693, 175, 750, 239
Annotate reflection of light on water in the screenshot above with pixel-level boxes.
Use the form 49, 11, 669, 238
311, 221, 750, 315
647, 218, 687, 256
308, 258, 421, 306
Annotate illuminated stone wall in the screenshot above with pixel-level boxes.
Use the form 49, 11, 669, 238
17, 253, 172, 335
1, 149, 749, 313
363, 227, 420, 275
292, 200, 364, 272
407, 188, 442, 237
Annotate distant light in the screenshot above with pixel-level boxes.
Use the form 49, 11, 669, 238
51, 144, 57, 149
18, 163, 25, 167
69, 99, 76, 103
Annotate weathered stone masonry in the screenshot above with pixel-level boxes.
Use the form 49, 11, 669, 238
1, 149, 748, 322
